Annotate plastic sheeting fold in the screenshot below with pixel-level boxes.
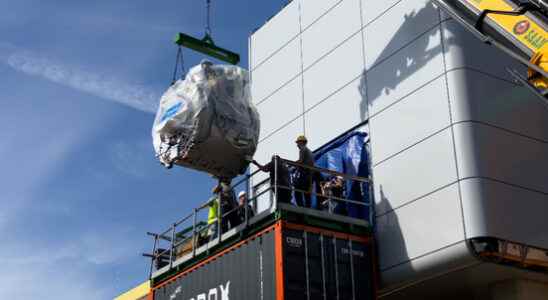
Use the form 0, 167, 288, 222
314, 131, 371, 220
152, 62, 260, 179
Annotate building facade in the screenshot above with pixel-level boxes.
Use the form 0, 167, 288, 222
249, 0, 548, 299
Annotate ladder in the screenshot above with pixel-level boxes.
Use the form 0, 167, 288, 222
433, 0, 548, 107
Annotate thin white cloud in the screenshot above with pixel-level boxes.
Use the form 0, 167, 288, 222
0, 227, 141, 300
0, 115, 135, 299
0, 42, 159, 113
109, 140, 151, 179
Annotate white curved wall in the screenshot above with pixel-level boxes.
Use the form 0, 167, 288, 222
249, 0, 548, 295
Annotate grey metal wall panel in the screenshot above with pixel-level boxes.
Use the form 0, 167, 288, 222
446, 70, 548, 142
254, 117, 303, 164
304, 76, 365, 150
250, 0, 300, 69
460, 177, 548, 250
257, 75, 303, 141
453, 122, 547, 194
300, 0, 342, 30
361, 0, 401, 25
372, 129, 458, 215
301, 0, 362, 69
368, 76, 450, 165
365, 25, 445, 116
441, 20, 523, 83
440, 8, 548, 253
375, 183, 464, 270
303, 33, 364, 111
251, 38, 302, 104
442, 20, 548, 142
363, 1, 440, 70
153, 230, 276, 300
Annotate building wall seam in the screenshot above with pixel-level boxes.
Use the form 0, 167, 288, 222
375, 175, 548, 220
379, 239, 467, 272
257, 66, 535, 145
253, 19, 445, 106
375, 176, 460, 218
298, 0, 306, 135
251, 0, 450, 74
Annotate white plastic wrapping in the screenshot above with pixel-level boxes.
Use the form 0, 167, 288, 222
152, 62, 260, 179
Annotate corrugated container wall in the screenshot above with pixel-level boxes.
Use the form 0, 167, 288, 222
249, 0, 548, 298
152, 221, 375, 300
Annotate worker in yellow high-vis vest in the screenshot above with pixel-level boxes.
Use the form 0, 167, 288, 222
207, 185, 221, 242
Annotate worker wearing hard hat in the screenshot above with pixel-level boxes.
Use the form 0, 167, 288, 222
238, 191, 247, 204
294, 135, 315, 208
236, 191, 254, 225
208, 180, 238, 242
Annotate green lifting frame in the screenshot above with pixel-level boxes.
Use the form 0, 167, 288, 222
174, 32, 240, 65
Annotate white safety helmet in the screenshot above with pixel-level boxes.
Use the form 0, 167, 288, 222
238, 191, 247, 198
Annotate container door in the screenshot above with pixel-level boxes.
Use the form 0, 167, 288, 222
281, 227, 375, 300
306, 232, 324, 299
282, 229, 307, 299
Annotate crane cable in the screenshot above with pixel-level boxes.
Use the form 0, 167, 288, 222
171, 0, 213, 85
205, 0, 212, 37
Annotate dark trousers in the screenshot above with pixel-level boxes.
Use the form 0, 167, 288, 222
313, 171, 324, 206
294, 176, 312, 208
276, 189, 292, 204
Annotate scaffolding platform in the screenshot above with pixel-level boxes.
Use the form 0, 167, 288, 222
144, 157, 375, 296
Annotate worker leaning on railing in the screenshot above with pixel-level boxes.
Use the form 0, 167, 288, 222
252, 136, 324, 210
251, 136, 370, 219
252, 155, 292, 204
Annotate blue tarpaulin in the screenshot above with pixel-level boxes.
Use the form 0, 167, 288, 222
313, 131, 371, 220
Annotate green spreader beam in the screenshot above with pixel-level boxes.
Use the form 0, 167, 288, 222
174, 32, 240, 65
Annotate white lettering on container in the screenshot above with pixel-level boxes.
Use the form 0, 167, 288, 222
219, 281, 230, 300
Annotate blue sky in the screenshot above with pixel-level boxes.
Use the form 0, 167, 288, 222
0, 0, 287, 298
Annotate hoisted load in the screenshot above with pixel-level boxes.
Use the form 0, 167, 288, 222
152, 61, 260, 179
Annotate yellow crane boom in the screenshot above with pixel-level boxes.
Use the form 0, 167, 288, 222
434, 0, 548, 107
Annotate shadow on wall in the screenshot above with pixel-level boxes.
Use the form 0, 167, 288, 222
359, 3, 457, 120
358, 3, 445, 293
376, 185, 413, 293
356, 3, 546, 297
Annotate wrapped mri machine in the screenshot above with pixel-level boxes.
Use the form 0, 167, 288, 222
152, 62, 260, 179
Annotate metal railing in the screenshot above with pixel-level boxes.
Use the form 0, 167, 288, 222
144, 155, 373, 279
